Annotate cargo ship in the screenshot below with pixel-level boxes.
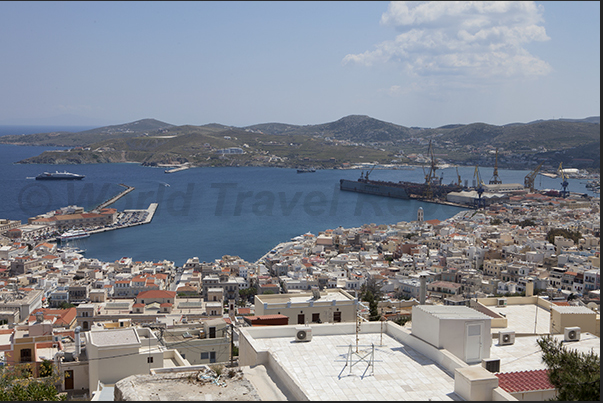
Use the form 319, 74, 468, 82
340, 141, 463, 200
35, 171, 85, 180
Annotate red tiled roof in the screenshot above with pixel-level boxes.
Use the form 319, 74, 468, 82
495, 370, 555, 393
137, 290, 176, 299
238, 308, 251, 314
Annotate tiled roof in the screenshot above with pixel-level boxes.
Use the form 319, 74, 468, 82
495, 369, 555, 393
137, 289, 176, 299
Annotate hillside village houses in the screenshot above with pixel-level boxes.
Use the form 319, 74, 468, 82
0, 190, 599, 400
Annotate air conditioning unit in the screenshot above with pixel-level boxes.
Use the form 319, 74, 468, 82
482, 358, 501, 373
499, 330, 515, 345
564, 326, 580, 342
295, 326, 312, 342
497, 298, 507, 307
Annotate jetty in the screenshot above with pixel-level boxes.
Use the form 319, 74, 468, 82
165, 163, 191, 174
93, 183, 135, 211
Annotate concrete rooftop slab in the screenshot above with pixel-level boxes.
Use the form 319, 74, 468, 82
250, 331, 462, 401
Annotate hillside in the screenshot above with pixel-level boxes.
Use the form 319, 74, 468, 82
4, 115, 599, 170
0, 118, 174, 147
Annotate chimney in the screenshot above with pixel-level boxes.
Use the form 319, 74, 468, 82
419, 274, 427, 305
74, 326, 81, 359
526, 279, 534, 297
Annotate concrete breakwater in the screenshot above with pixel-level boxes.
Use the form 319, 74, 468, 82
93, 183, 135, 211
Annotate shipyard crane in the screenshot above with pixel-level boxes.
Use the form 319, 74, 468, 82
364, 163, 377, 181
421, 140, 440, 199
489, 148, 502, 184
558, 162, 570, 198
473, 165, 486, 209
523, 160, 545, 192
456, 166, 463, 187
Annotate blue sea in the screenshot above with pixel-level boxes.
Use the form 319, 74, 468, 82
0, 126, 597, 266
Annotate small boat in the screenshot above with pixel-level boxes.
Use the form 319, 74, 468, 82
58, 229, 90, 242
297, 167, 316, 173
35, 171, 85, 180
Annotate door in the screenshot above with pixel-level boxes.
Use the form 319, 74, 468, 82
209, 351, 216, 363
297, 314, 305, 324
64, 370, 74, 390
333, 311, 342, 323
465, 323, 482, 363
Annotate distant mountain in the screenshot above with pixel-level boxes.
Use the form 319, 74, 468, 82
3, 114, 599, 169
526, 116, 600, 125
0, 118, 174, 147
246, 115, 413, 143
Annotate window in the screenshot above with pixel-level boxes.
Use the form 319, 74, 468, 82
312, 313, 320, 323
147, 357, 153, 363
20, 348, 32, 362
201, 352, 209, 360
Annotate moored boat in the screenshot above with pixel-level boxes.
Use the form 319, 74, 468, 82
59, 229, 90, 242
35, 171, 85, 180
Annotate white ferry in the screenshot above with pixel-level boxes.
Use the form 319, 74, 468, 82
59, 229, 90, 242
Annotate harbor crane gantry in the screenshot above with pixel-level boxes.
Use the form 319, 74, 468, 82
524, 160, 545, 193
489, 148, 502, 184
456, 166, 462, 187
558, 162, 570, 198
360, 163, 377, 181
421, 140, 441, 199
473, 165, 486, 209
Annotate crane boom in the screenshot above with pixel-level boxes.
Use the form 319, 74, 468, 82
524, 160, 545, 192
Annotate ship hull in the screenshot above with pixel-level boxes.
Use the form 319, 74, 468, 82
340, 179, 463, 200
339, 179, 411, 199
36, 176, 84, 180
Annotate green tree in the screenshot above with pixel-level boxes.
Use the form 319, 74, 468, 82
0, 363, 66, 401
546, 228, 582, 245
536, 335, 600, 401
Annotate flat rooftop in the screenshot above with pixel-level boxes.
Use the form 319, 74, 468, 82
489, 303, 551, 334
247, 330, 461, 401
488, 332, 600, 373
258, 289, 354, 304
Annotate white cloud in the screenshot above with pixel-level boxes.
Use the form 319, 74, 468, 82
344, 1, 551, 80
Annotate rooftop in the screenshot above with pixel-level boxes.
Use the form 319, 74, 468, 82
488, 332, 600, 373
489, 303, 551, 334
242, 324, 462, 401
89, 328, 139, 347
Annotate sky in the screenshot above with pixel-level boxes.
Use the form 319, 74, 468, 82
0, 1, 599, 128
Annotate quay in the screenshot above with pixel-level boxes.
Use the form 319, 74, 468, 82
93, 183, 135, 211
88, 203, 158, 235
407, 194, 473, 209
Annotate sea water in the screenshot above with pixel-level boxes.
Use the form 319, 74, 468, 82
0, 133, 597, 266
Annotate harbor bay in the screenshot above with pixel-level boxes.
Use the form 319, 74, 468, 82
0, 143, 597, 266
